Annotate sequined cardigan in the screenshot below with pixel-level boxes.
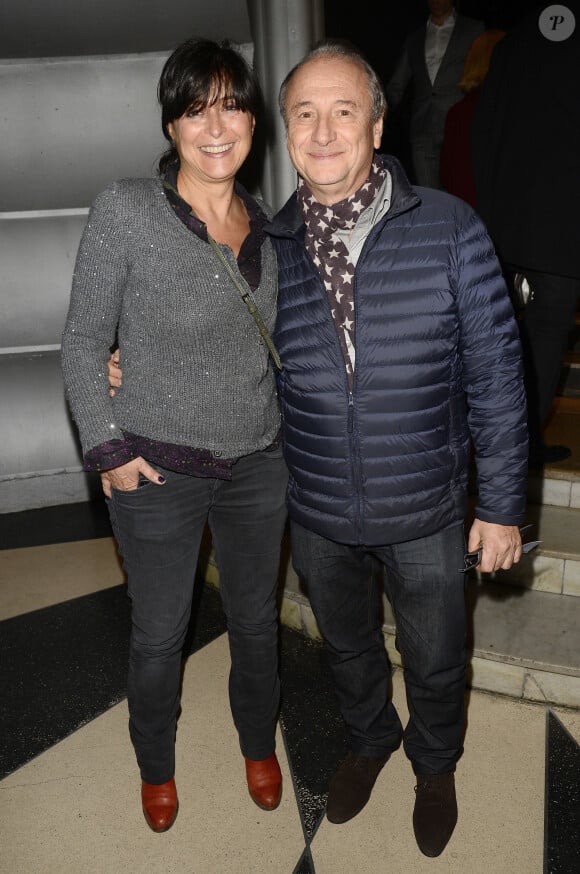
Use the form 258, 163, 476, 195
61, 177, 280, 467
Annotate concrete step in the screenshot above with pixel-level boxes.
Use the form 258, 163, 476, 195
460, 579, 579, 707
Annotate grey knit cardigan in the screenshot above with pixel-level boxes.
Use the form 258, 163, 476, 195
61, 178, 281, 460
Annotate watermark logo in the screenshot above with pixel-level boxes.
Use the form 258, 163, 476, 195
538, 4, 576, 41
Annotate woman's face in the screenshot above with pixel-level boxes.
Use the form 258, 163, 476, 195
167, 88, 255, 186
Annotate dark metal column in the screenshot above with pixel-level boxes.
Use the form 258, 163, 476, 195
247, 0, 324, 211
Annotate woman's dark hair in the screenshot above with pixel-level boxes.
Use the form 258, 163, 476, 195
157, 38, 263, 173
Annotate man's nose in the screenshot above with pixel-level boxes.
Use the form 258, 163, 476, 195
312, 115, 336, 145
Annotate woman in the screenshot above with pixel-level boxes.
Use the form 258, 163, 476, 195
61, 38, 287, 833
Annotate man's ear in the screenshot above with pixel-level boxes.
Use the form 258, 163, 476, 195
373, 117, 384, 149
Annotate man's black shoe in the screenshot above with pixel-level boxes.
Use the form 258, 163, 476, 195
413, 772, 457, 857
528, 443, 571, 468
326, 751, 390, 824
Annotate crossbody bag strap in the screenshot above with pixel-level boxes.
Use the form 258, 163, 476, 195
207, 234, 282, 372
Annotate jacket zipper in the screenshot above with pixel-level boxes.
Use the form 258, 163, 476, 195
347, 390, 363, 541
350, 260, 365, 542
314, 262, 364, 541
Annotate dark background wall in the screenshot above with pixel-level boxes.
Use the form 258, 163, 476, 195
325, 0, 538, 83
324, 0, 538, 176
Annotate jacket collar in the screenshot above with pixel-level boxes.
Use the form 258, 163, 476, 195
266, 154, 421, 240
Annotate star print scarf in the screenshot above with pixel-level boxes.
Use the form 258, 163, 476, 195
297, 158, 387, 386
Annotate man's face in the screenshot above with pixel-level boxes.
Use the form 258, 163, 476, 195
427, 0, 454, 21
284, 56, 383, 206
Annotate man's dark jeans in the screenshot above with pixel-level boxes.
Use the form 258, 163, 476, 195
291, 521, 467, 775
107, 447, 288, 784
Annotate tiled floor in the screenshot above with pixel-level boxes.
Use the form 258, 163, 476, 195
1, 504, 579, 874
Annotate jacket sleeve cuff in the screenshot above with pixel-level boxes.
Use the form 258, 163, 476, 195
473, 506, 527, 528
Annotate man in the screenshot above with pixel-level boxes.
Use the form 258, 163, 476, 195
267, 40, 528, 858
471, 2, 580, 467
386, 0, 483, 188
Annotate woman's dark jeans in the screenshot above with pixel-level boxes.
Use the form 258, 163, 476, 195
107, 447, 288, 784
291, 521, 467, 775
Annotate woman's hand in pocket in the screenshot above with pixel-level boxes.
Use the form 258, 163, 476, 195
101, 456, 166, 498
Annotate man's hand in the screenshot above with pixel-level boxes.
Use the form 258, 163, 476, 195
466, 519, 523, 573
101, 456, 165, 498
108, 350, 122, 398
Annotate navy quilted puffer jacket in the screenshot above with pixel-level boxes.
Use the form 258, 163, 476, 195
267, 157, 528, 546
